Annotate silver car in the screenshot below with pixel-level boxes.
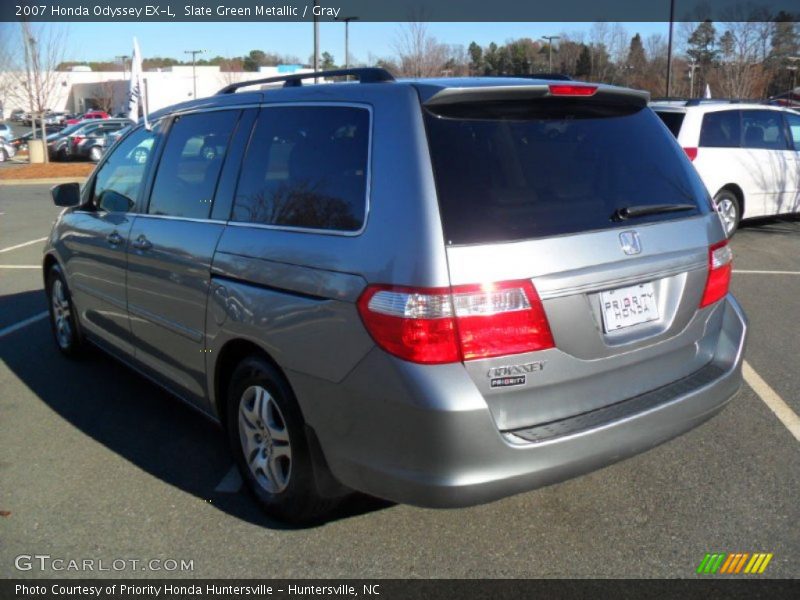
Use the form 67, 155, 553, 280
43, 69, 748, 523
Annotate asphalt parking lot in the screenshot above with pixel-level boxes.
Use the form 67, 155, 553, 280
0, 183, 798, 579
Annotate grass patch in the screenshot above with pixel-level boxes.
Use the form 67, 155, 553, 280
0, 162, 94, 180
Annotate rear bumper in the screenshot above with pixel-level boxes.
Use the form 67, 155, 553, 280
295, 295, 747, 508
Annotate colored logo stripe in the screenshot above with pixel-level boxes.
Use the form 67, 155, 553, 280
698, 552, 773, 574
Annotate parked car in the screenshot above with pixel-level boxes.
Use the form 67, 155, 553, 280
71, 120, 133, 161
8, 125, 65, 152
81, 125, 132, 162
65, 110, 110, 125
10, 109, 26, 122
651, 100, 800, 235
48, 119, 130, 161
0, 138, 16, 162
0, 122, 12, 141
43, 69, 747, 523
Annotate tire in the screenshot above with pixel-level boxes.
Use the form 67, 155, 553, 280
714, 189, 741, 237
226, 356, 339, 523
89, 146, 103, 162
46, 265, 85, 357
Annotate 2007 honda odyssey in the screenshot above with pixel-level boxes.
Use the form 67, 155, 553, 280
44, 69, 748, 522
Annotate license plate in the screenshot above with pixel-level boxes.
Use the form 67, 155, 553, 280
600, 282, 659, 332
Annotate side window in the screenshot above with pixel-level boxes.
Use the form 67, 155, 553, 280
699, 111, 740, 148
784, 112, 800, 152
231, 106, 369, 232
147, 110, 239, 219
741, 110, 789, 150
91, 125, 158, 213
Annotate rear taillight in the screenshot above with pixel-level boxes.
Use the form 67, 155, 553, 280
700, 240, 733, 308
548, 84, 598, 96
683, 147, 698, 161
357, 280, 554, 364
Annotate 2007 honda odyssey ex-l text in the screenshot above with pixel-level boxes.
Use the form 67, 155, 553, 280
43, 69, 748, 523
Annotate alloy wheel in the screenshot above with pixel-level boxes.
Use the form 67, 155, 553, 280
51, 278, 73, 349
238, 385, 292, 494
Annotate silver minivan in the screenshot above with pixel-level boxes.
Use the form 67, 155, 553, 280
43, 69, 748, 522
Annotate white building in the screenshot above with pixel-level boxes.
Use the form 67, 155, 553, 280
0, 64, 314, 117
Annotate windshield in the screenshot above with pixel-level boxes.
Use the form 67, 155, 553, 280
424, 102, 709, 245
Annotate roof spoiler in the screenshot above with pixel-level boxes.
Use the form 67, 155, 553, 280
424, 84, 650, 108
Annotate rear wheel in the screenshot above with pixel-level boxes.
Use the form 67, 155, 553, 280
714, 189, 741, 237
226, 356, 339, 523
89, 146, 103, 162
46, 265, 85, 357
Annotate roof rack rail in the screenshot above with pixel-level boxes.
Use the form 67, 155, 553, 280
683, 98, 751, 106
216, 67, 395, 95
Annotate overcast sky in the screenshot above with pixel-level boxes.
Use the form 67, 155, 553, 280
52, 21, 670, 64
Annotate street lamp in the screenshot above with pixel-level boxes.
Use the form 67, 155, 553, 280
541, 35, 560, 72
115, 55, 129, 80
184, 49, 204, 97
687, 59, 699, 98
338, 16, 359, 70
313, 0, 320, 81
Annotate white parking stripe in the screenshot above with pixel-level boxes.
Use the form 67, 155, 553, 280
0, 237, 47, 254
743, 361, 800, 443
734, 270, 800, 275
0, 311, 48, 339
0, 265, 40, 269
214, 465, 243, 493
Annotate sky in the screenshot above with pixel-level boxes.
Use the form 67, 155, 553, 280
53, 21, 671, 65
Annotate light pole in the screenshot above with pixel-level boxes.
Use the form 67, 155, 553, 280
338, 16, 359, 70
688, 59, 698, 98
115, 55, 129, 80
788, 57, 800, 96
541, 35, 560, 72
184, 49, 204, 97
313, 0, 320, 81
666, 0, 675, 97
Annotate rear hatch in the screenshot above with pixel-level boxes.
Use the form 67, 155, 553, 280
421, 83, 726, 432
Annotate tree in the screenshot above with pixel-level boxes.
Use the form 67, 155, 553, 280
468, 41, 483, 75
91, 80, 116, 113
575, 45, 592, 78
320, 51, 336, 70
393, 21, 448, 77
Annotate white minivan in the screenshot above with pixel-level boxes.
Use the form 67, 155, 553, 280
652, 101, 800, 235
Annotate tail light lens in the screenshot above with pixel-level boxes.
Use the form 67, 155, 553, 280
548, 84, 598, 96
683, 147, 698, 161
357, 280, 554, 364
700, 240, 733, 308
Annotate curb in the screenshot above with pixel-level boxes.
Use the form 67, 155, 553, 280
0, 177, 86, 186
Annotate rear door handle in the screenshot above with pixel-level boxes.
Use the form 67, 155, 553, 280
106, 231, 123, 245
132, 235, 152, 251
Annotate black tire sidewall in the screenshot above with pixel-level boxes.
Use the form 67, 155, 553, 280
46, 265, 83, 357
226, 357, 320, 522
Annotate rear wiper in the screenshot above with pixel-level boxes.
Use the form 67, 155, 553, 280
612, 203, 696, 221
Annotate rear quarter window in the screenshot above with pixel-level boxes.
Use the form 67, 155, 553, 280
425, 101, 708, 245
654, 111, 685, 137
231, 105, 370, 232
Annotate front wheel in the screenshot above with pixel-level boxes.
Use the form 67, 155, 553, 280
714, 190, 741, 237
89, 146, 103, 162
226, 356, 340, 523
46, 265, 85, 357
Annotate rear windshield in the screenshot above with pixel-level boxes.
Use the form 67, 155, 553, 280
654, 111, 686, 137
424, 101, 707, 245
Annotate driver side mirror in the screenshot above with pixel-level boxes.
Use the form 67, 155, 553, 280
51, 182, 81, 207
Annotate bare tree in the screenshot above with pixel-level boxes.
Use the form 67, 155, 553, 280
9, 23, 68, 162
393, 21, 448, 78
714, 21, 772, 99
91, 80, 116, 113
217, 58, 244, 87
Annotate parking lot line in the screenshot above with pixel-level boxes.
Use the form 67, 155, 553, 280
214, 465, 243, 493
0, 265, 41, 269
0, 311, 48, 339
0, 237, 48, 254
733, 270, 800, 275
743, 361, 800, 443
